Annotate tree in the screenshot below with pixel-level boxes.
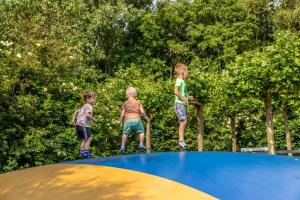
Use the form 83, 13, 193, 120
188, 64, 218, 151
273, 0, 300, 31
0, 0, 97, 172
244, 0, 275, 46
87, 1, 140, 74
228, 31, 300, 154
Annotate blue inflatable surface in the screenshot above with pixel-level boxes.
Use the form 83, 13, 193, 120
66, 152, 300, 200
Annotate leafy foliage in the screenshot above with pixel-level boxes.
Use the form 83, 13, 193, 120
0, 0, 299, 173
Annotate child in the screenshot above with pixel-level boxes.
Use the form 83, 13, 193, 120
119, 87, 150, 153
72, 91, 97, 157
174, 63, 193, 149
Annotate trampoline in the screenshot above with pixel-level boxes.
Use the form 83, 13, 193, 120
1, 152, 300, 200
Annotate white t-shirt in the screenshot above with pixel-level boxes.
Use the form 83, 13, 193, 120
76, 103, 93, 127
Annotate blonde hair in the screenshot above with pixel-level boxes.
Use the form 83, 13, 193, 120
174, 63, 187, 75
126, 87, 137, 98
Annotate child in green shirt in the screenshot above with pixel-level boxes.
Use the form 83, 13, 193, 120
174, 63, 193, 149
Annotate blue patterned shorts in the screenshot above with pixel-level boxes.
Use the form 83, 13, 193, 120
174, 103, 187, 121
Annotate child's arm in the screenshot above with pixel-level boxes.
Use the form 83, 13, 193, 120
174, 86, 187, 105
139, 103, 150, 122
71, 109, 79, 125
86, 112, 97, 123
120, 108, 125, 127
85, 104, 97, 123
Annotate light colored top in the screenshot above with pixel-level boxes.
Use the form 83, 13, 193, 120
175, 78, 188, 105
76, 103, 93, 127
122, 98, 141, 120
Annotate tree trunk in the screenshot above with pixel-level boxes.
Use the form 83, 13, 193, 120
105, 51, 112, 75
230, 115, 237, 152
146, 121, 151, 153
196, 104, 204, 151
283, 106, 292, 156
265, 91, 275, 154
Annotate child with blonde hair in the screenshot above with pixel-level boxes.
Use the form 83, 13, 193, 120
174, 63, 193, 149
119, 87, 150, 153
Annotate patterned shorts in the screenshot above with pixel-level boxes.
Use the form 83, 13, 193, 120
174, 103, 187, 122
123, 119, 145, 134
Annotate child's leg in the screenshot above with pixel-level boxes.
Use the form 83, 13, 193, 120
81, 128, 93, 157
138, 132, 146, 150
80, 140, 89, 157
139, 132, 145, 146
174, 103, 187, 143
134, 120, 146, 149
76, 126, 86, 150
84, 136, 92, 150
178, 120, 188, 149
120, 120, 131, 152
121, 134, 128, 149
178, 120, 187, 141
80, 140, 86, 150
82, 127, 92, 150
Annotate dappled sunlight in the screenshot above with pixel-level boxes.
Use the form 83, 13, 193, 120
0, 164, 216, 200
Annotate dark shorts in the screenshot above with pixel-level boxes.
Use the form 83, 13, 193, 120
76, 125, 92, 141
174, 103, 187, 122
